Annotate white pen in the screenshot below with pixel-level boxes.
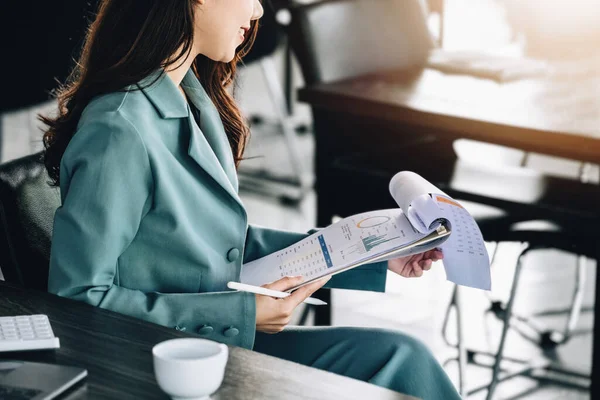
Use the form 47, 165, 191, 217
227, 281, 327, 306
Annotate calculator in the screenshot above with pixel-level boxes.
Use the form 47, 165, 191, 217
0, 315, 60, 352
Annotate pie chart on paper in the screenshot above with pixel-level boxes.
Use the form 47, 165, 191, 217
356, 216, 391, 229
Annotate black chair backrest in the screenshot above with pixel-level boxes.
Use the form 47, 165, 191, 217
288, 0, 434, 85
0, 152, 60, 291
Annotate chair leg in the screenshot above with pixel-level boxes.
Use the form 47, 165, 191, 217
283, 36, 294, 115
0, 115, 3, 162
455, 285, 467, 396
486, 243, 530, 400
312, 290, 332, 326
298, 304, 312, 326
258, 57, 312, 193
553, 160, 592, 343
441, 285, 457, 347
441, 285, 467, 396
544, 160, 593, 344
566, 256, 587, 338
541, 255, 587, 347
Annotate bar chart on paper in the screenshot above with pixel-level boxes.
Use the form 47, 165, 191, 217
338, 214, 408, 260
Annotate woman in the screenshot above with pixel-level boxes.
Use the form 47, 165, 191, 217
43, 1, 461, 398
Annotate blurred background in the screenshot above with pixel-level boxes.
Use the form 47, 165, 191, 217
1, 1, 599, 399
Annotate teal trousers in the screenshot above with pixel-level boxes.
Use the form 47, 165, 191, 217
254, 326, 461, 400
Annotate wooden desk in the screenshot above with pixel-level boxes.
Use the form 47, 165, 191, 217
298, 68, 599, 397
299, 68, 600, 163
0, 281, 415, 400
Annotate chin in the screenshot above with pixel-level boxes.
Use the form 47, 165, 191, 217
222, 50, 236, 63
221, 55, 235, 63
204, 50, 235, 63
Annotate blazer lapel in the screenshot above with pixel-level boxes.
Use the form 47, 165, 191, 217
181, 71, 239, 191
198, 105, 239, 192
139, 69, 243, 210
186, 107, 244, 209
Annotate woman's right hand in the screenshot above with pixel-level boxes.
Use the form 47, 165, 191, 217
255, 275, 330, 334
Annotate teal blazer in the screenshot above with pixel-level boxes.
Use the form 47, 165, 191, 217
48, 69, 387, 349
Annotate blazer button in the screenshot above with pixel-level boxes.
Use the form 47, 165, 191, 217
197, 325, 214, 336
226, 248, 240, 263
223, 326, 239, 337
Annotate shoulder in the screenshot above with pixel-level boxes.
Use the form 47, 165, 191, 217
79, 87, 158, 131
62, 91, 155, 180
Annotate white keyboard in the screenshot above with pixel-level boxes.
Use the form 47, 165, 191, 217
0, 315, 60, 352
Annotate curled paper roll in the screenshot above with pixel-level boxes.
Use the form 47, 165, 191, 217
389, 171, 449, 234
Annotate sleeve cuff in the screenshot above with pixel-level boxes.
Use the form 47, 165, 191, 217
325, 261, 388, 292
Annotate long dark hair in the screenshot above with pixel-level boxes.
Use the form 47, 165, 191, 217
41, 0, 259, 185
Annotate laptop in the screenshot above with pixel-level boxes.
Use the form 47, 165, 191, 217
0, 361, 87, 400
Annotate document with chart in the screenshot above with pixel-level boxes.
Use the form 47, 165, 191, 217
241, 172, 491, 291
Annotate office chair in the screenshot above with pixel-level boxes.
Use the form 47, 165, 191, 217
238, 0, 312, 204
442, 224, 595, 398
288, 0, 433, 87
0, 152, 60, 291
287, 0, 598, 396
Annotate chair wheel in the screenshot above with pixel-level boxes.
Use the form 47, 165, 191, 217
279, 195, 301, 206
249, 115, 265, 125
540, 330, 565, 349
295, 124, 311, 135
467, 350, 477, 363
489, 301, 506, 320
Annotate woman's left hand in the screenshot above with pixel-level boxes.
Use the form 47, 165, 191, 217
388, 249, 443, 278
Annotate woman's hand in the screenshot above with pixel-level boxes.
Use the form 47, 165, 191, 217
388, 249, 443, 278
255, 275, 330, 334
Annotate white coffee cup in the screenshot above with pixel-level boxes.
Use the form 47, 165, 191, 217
153, 338, 228, 400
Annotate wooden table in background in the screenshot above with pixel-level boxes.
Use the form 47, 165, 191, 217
299, 68, 600, 163
0, 281, 415, 400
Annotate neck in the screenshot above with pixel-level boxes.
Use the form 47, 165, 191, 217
165, 51, 197, 87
